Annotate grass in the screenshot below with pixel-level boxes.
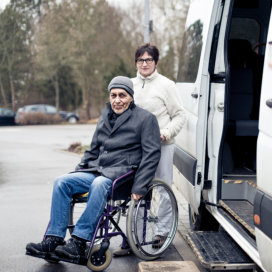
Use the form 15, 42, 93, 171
67, 142, 88, 154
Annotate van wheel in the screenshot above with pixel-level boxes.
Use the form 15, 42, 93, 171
188, 203, 219, 231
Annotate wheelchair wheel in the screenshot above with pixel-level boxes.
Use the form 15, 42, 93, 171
68, 197, 122, 237
87, 245, 112, 271
126, 179, 178, 260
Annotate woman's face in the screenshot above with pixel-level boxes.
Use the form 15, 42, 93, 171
136, 52, 156, 77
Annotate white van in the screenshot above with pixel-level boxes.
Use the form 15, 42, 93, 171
175, 0, 272, 271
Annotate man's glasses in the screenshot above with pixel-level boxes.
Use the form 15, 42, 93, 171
136, 58, 154, 65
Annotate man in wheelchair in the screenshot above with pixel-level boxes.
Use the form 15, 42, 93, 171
26, 76, 161, 262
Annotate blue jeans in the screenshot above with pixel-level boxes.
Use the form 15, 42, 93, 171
46, 172, 113, 241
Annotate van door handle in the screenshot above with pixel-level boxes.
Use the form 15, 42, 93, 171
191, 92, 198, 98
266, 98, 272, 108
217, 102, 224, 112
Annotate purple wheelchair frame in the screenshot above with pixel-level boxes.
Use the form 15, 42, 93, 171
27, 170, 178, 268
86, 170, 135, 256
40, 170, 135, 265
27, 169, 167, 267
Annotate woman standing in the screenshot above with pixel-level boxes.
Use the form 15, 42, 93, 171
113, 44, 186, 256
133, 43, 186, 150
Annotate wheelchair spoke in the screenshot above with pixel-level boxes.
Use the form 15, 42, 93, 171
127, 179, 178, 260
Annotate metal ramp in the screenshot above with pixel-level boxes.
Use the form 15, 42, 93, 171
186, 231, 256, 270
219, 200, 255, 236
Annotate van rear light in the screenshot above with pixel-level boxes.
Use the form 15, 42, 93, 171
254, 214, 261, 225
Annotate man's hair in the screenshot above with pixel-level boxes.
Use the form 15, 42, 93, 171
135, 43, 160, 64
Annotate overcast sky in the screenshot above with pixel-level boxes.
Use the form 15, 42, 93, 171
0, 0, 9, 10
0, 0, 132, 10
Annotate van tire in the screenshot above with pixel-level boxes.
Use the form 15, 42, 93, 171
188, 203, 219, 231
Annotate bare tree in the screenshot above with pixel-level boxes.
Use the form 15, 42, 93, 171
0, 0, 33, 110
33, 0, 74, 111
108, 0, 190, 79
34, 0, 136, 119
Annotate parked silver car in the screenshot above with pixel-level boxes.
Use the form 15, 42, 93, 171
15, 104, 79, 124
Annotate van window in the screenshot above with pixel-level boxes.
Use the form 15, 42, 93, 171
233, 0, 258, 9
45, 105, 57, 114
177, 0, 213, 83
177, 20, 203, 82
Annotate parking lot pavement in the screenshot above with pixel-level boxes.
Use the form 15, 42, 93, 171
170, 186, 210, 272
172, 185, 191, 237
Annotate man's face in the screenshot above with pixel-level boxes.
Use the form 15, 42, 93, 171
110, 88, 133, 114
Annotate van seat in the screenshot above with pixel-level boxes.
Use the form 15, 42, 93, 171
229, 67, 253, 121
235, 120, 258, 136
228, 39, 258, 136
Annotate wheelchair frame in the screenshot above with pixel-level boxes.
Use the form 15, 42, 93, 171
27, 170, 179, 271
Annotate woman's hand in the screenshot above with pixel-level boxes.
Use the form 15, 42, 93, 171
160, 134, 166, 142
131, 193, 142, 201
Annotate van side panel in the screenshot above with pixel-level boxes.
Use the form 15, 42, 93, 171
175, 0, 221, 213
255, 7, 272, 272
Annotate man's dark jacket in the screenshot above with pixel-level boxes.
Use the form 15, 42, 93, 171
75, 102, 161, 195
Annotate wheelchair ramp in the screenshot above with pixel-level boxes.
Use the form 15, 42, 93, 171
186, 231, 256, 270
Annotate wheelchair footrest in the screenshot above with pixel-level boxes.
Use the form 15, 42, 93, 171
26, 251, 87, 265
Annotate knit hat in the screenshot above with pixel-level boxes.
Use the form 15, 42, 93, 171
108, 76, 134, 97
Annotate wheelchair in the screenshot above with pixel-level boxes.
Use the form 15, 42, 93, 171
28, 170, 179, 271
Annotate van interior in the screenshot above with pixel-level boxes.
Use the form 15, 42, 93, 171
221, 0, 272, 240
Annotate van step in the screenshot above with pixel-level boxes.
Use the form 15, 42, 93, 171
186, 231, 256, 270
222, 177, 257, 204
219, 200, 255, 236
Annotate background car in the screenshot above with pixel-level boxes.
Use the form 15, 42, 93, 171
15, 104, 79, 124
0, 107, 16, 126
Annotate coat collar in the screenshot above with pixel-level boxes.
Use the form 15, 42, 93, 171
137, 69, 159, 82
103, 102, 134, 134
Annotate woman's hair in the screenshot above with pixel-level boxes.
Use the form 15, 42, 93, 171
135, 43, 160, 64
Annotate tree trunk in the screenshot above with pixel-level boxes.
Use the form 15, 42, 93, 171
0, 75, 8, 107
54, 75, 60, 111
87, 99, 91, 120
7, 56, 16, 111
81, 87, 89, 120
8, 72, 16, 111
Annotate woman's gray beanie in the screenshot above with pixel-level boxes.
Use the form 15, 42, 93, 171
108, 76, 134, 97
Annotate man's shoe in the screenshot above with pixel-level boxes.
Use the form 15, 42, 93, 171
113, 244, 132, 257
152, 235, 167, 248
55, 236, 86, 260
26, 236, 65, 257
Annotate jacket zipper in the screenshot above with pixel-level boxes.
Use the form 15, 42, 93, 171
142, 79, 145, 88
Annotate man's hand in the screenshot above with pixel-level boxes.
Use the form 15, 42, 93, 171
131, 193, 142, 201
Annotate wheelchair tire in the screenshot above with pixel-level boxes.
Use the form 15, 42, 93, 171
87, 245, 112, 271
68, 199, 122, 237
126, 179, 178, 260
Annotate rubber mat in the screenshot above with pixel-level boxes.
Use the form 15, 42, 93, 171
187, 231, 255, 270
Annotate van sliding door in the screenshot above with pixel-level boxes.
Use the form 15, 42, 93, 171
175, 0, 225, 213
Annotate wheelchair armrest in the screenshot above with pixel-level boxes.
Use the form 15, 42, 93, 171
111, 170, 135, 201
71, 170, 136, 203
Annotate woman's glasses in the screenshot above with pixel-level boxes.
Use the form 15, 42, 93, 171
136, 58, 154, 65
